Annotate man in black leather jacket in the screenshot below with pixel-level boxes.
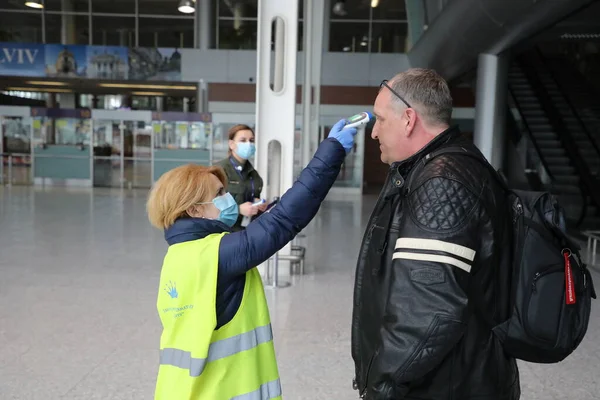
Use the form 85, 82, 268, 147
351, 68, 520, 399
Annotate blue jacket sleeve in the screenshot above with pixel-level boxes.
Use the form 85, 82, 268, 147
218, 138, 346, 278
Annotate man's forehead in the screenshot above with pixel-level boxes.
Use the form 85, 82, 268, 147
374, 89, 392, 109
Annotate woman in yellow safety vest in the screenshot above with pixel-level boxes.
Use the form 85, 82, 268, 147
147, 118, 357, 400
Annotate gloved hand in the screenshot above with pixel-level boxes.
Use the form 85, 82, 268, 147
328, 118, 358, 153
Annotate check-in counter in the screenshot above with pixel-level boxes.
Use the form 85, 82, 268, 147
34, 144, 91, 183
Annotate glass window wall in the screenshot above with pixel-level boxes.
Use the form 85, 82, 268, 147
329, 0, 408, 53
0, 0, 407, 53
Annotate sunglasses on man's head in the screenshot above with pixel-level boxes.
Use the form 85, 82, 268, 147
380, 80, 411, 108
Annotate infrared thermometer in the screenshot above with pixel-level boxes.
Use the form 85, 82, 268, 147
343, 112, 373, 130
251, 199, 266, 207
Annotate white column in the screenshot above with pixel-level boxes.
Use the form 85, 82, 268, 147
197, 0, 212, 49
474, 52, 509, 170
155, 96, 164, 112
197, 80, 208, 113
60, 94, 77, 109
255, 0, 299, 196
255, 0, 299, 271
310, 0, 327, 163
301, 0, 314, 168
302, 0, 327, 168
61, 0, 76, 45
322, 0, 331, 54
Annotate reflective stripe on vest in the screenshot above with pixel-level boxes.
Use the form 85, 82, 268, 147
159, 323, 273, 377
231, 378, 282, 400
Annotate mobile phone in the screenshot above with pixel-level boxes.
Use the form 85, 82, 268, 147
265, 197, 279, 212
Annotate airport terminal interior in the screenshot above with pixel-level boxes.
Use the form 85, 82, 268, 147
1, 0, 600, 399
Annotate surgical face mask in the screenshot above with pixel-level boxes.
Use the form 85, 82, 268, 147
212, 193, 239, 227
235, 141, 256, 160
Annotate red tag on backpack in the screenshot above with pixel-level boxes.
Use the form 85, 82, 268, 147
564, 252, 576, 305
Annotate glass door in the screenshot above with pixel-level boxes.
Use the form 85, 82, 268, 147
1, 116, 32, 185
90, 110, 153, 188
92, 120, 122, 187
123, 120, 152, 188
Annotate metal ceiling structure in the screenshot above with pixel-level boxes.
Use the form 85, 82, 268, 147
408, 0, 597, 81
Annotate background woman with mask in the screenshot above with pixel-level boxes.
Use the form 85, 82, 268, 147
216, 124, 267, 231
147, 119, 358, 400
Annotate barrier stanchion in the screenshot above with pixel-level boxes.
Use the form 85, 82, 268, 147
265, 251, 291, 289
7, 154, 12, 186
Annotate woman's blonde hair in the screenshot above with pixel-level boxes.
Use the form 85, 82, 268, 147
147, 164, 227, 229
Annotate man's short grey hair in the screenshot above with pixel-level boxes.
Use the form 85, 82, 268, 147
388, 68, 453, 126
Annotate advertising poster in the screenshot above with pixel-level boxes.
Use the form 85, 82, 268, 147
0, 42, 45, 77
87, 46, 129, 80
44, 44, 87, 78
128, 47, 181, 81
0, 42, 179, 81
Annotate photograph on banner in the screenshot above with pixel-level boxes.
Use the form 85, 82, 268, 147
45, 45, 87, 78
87, 46, 129, 80
128, 47, 181, 81
0, 42, 45, 77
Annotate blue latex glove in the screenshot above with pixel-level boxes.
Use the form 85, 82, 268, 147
328, 119, 359, 153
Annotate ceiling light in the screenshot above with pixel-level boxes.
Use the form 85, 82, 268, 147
98, 83, 197, 90
333, 1, 347, 16
132, 91, 167, 96
371, 0, 379, 7
6, 86, 72, 93
24, 1, 44, 9
178, 0, 195, 14
25, 81, 68, 86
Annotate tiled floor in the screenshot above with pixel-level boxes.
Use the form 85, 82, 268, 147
0, 186, 599, 400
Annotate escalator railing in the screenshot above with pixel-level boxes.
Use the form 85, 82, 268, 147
518, 52, 600, 225
506, 89, 553, 192
537, 48, 600, 178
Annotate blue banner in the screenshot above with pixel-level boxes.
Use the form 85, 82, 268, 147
0, 42, 181, 81
0, 43, 45, 77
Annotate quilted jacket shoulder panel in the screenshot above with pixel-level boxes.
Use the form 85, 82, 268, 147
407, 153, 486, 232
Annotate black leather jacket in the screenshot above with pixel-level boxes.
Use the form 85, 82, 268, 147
351, 127, 520, 400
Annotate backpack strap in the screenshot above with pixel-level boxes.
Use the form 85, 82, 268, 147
416, 145, 507, 331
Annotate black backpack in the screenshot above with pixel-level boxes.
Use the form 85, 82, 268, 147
420, 145, 596, 363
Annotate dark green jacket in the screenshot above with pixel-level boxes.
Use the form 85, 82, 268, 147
216, 156, 264, 231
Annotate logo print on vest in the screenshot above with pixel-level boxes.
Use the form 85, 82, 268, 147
164, 281, 178, 299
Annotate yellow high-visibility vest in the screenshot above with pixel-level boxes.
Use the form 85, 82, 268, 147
154, 233, 281, 400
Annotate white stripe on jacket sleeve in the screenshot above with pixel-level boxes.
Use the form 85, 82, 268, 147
393, 238, 476, 273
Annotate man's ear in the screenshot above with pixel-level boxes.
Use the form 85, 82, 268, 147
404, 108, 417, 137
